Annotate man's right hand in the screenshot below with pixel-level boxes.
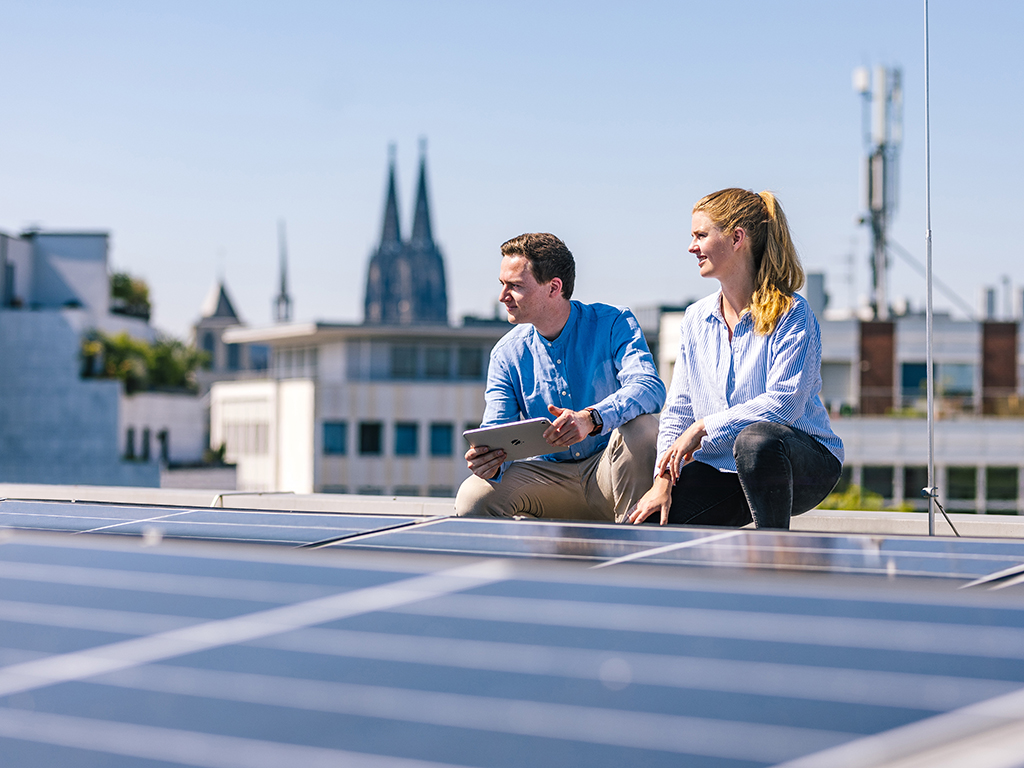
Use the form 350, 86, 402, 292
465, 444, 506, 480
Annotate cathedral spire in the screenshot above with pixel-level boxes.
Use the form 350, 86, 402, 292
380, 143, 401, 245
410, 137, 433, 245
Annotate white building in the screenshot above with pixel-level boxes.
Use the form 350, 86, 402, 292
0, 230, 167, 486
212, 322, 506, 496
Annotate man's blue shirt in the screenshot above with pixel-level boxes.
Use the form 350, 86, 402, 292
482, 301, 666, 465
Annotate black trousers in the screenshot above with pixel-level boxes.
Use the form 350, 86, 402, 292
654, 422, 842, 530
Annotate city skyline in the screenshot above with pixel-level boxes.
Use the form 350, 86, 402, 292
2, 1, 1022, 338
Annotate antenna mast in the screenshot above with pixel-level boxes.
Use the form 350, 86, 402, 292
854, 64, 903, 320
274, 219, 293, 324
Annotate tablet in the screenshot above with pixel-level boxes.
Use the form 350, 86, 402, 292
462, 417, 561, 461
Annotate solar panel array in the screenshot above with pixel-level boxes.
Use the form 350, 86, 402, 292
2, 497, 1024, 766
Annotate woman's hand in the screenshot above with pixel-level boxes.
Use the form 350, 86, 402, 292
627, 476, 673, 525
655, 419, 707, 484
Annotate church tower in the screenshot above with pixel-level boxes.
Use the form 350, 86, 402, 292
363, 141, 448, 326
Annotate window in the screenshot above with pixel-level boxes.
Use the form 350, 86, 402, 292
834, 466, 852, 494
393, 486, 421, 497
901, 363, 928, 399
250, 344, 269, 371
226, 343, 241, 371
425, 347, 450, 378
430, 423, 454, 456
390, 345, 417, 378
862, 466, 893, 499
359, 422, 383, 455
901, 362, 975, 398
394, 422, 419, 456
141, 428, 151, 461
987, 467, 1018, 501
157, 430, 169, 464
947, 466, 976, 500
201, 332, 215, 369
323, 422, 347, 455
904, 466, 929, 509
125, 427, 136, 460
321, 485, 348, 494
938, 364, 974, 397
428, 486, 454, 498
458, 347, 485, 379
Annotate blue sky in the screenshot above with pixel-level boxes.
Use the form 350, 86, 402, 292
2, 1, 1022, 337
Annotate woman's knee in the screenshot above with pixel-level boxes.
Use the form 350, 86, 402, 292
733, 422, 789, 467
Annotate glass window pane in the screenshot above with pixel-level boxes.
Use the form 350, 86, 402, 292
390, 346, 417, 378
862, 466, 893, 498
323, 421, 347, 455
901, 363, 928, 397
425, 347, 450, 378
430, 423, 454, 456
394, 422, 418, 456
947, 466, 976, 500
903, 466, 928, 509
987, 467, 1018, 501
359, 422, 382, 455
939, 364, 974, 396
458, 347, 484, 379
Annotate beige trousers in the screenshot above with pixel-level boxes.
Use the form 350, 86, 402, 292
453, 414, 659, 523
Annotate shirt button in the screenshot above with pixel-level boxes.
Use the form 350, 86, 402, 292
557, 359, 562, 364
574, 451, 581, 457
561, 390, 566, 396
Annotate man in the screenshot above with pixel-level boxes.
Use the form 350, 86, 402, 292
454, 232, 666, 522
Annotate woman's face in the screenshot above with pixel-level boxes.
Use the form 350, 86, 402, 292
689, 211, 740, 281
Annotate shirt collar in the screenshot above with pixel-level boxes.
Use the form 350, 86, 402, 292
705, 291, 752, 330
534, 300, 578, 349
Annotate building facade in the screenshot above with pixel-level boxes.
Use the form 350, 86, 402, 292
0, 230, 162, 486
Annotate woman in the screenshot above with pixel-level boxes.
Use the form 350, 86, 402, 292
628, 188, 843, 529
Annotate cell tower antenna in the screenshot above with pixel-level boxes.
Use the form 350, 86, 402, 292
274, 219, 293, 323
853, 63, 903, 320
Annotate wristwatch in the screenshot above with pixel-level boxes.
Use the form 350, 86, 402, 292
586, 408, 603, 436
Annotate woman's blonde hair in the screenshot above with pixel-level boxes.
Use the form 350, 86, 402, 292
693, 188, 805, 335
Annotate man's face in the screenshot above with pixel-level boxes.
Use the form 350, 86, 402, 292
498, 255, 557, 325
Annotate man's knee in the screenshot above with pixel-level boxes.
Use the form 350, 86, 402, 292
454, 474, 501, 517
609, 413, 659, 472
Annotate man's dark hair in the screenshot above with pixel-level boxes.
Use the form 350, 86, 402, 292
500, 233, 575, 299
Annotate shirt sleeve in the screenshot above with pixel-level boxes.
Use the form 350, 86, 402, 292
480, 345, 523, 429
656, 327, 695, 460
591, 309, 667, 433
700, 301, 818, 452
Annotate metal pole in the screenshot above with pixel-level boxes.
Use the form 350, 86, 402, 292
924, 0, 936, 535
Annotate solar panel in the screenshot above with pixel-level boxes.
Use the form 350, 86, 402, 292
1, 531, 1023, 766
325, 516, 1024, 581
0, 499, 428, 547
